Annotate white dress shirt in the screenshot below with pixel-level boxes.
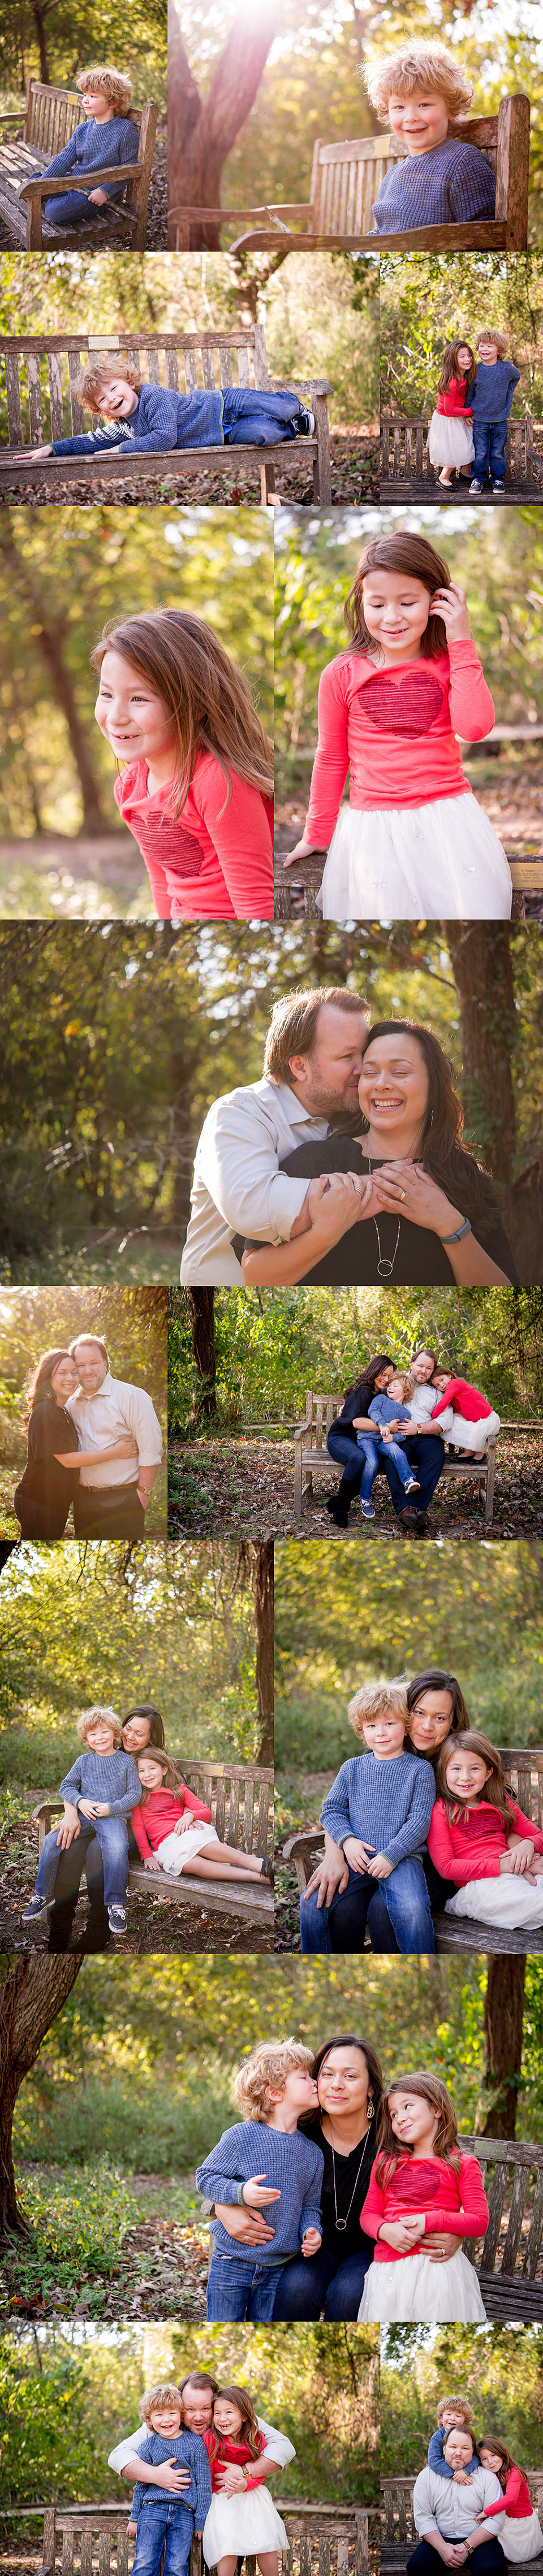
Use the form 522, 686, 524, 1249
180, 1078, 332, 1283
108, 2414, 296, 2474
67, 1371, 163, 1488
407, 1384, 454, 1437
413, 2463, 505, 2541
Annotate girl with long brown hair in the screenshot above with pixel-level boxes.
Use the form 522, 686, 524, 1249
132, 1747, 272, 1885
202, 2384, 288, 2576
477, 2440, 543, 2562
357, 2069, 489, 2322
428, 337, 477, 487
284, 531, 511, 920
427, 1731, 543, 1937
92, 608, 273, 923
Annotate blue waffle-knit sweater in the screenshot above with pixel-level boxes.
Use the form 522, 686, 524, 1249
196, 2120, 324, 2263
428, 2431, 479, 2481
373, 136, 495, 232
59, 1747, 141, 1816
131, 2431, 212, 2527
320, 1750, 435, 1865
470, 360, 520, 423
368, 1392, 412, 1431
51, 382, 225, 457
42, 114, 139, 202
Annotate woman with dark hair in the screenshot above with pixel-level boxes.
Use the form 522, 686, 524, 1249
47, 1703, 168, 1954
209, 2034, 384, 2321
238, 1022, 517, 1298
14, 1347, 140, 1541
325, 1352, 396, 1525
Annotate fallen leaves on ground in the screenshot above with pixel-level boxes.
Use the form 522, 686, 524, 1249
0, 1817, 272, 1955
1, 433, 378, 511
168, 1431, 543, 1541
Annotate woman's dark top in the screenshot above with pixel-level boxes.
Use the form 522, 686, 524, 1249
15, 1401, 80, 1531
262, 1134, 518, 1285
298, 2113, 376, 2257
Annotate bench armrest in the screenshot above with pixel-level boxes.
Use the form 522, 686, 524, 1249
32, 1799, 63, 1824
18, 163, 143, 200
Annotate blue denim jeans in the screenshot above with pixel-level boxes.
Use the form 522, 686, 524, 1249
35, 1815, 128, 1908
356, 1432, 414, 1499
472, 421, 507, 483
300, 1856, 435, 1955
44, 191, 98, 224
223, 388, 303, 446
377, 1434, 445, 1520
272, 2241, 372, 2319
326, 1429, 365, 1503
207, 2252, 289, 2319
133, 2501, 193, 2576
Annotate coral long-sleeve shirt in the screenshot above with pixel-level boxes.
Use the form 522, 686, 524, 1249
431, 1378, 492, 1423
359, 2152, 489, 2260
131, 1782, 213, 1859
427, 1796, 543, 1887
203, 2430, 268, 2492
484, 2467, 533, 2522
115, 752, 273, 921
304, 640, 494, 837
437, 376, 473, 418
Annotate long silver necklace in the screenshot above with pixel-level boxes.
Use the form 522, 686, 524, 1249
329, 2110, 373, 2232
364, 1147, 401, 1280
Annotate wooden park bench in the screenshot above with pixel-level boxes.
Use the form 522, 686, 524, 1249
0, 82, 157, 249
32, 1759, 274, 1934
381, 410, 543, 493
382, 2470, 543, 2576
169, 95, 529, 254
0, 328, 332, 508
293, 1390, 498, 1526
36, 2506, 370, 2575
283, 1744, 543, 1959
274, 843, 534, 922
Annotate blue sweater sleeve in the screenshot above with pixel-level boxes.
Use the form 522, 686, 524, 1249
195, 2124, 247, 2204
381, 1759, 436, 1867
428, 2432, 451, 2478
320, 1760, 356, 1847
193, 2439, 213, 2530
59, 1755, 83, 1802
106, 1756, 141, 1817
51, 427, 122, 456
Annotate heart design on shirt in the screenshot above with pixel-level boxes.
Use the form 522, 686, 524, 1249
142, 821, 204, 877
390, 2161, 442, 2202
356, 670, 445, 735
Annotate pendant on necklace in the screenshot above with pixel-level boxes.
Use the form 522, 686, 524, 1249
335, 2218, 347, 2230
377, 1258, 394, 1278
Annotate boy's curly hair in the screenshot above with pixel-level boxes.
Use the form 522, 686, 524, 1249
76, 64, 133, 112
76, 1705, 123, 1747
436, 2394, 475, 2427
475, 330, 509, 358
234, 2038, 314, 2122
347, 1679, 409, 1740
80, 354, 141, 415
140, 2384, 182, 2427
365, 41, 473, 129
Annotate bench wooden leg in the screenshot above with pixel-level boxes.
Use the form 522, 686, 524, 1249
260, 457, 275, 504
26, 196, 44, 248
294, 1441, 303, 1517
485, 1444, 496, 1529
313, 391, 331, 501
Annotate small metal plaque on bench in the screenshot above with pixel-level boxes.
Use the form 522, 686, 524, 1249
508, 859, 543, 888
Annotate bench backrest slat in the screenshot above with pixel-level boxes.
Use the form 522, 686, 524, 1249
26, 350, 43, 442
479, 2154, 508, 2268
5, 349, 21, 439
62, 2528, 75, 2574
0, 328, 267, 444
523, 2166, 543, 2277
99, 2531, 112, 2575
67, 350, 84, 432
501, 2157, 530, 2272
230, 1776, 240, 1842
47, 351, 64, 441
244, 1775, 255, 1851
145, 344, 162, 383
79, 2532, 94, 2575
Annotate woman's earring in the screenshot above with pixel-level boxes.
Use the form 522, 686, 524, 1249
367, 2097, 374, 2120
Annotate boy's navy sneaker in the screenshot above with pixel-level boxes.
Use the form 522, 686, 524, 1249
296, 408, 315, 435
405, 1475, 420, 1493
360, 1499, 375, 1519
493, 480, 505, 492
469, 479, 483, 493
107, 1903, 127, 1935
22, 1893, 50, 1925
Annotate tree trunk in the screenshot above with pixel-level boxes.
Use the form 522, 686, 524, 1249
188, 1288, 217, 1419
168, 0, 279, 248
31, 3, 49, 81
0, 527, 109, 837
482, 1956, 525, 2137
446, 925, 517, 1185
252, 1539, 273, 1765
0, 1956, 83, 2236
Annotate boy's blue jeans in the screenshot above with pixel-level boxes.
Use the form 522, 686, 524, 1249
223, 388, 304, 446
472, 421, 507, 483
207, 2252, 288, 2320
133, 2501, 194, 2576
35, 1815, 128, 1908
356, 1432, 414, 1499
44, 190, 99, 224
300, 1856, 435, 1955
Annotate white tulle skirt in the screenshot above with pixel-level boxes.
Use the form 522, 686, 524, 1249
357, 2249, 487, 2323
428, 410, 475, 469
154, 1822, 222, 1874
446, 1876, 543, 1930
446, 1409, 501, 1451
318, 796, 512, 922
498, 2516, 543, 2562
203, 2486, 288, 2566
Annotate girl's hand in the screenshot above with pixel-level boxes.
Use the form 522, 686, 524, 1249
173, 1809, 196, 1833
220, 2466, 248, 2495
342, 1835, 376, 1876
143, 1854, 162, 1871
302, 2228, 322, 2255
283, 835, 324, 869
243, 2174, 282, 2207
373, 1159, 464, 1239
499, 1843, 536, 1876
428, 582, 471, 642
378, 2216, 425, 2250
